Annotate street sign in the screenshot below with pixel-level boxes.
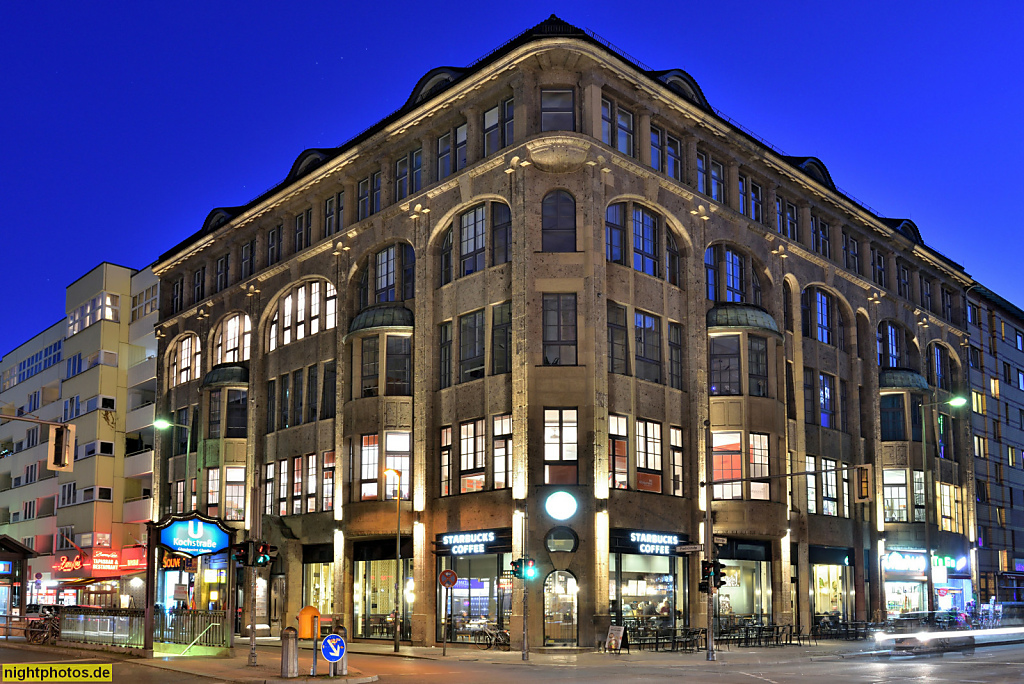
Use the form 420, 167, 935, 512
714, 536, 728, 545
438, 568, 459, 588
321, 634, 345, 662
156, 513, 232, 557
676, 544, 704, 554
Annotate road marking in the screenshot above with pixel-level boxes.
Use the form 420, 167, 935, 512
738, 672, 778, 684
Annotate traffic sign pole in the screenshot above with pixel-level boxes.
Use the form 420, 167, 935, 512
438, 569, 458, 657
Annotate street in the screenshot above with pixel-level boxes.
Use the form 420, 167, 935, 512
366, 643, 1024, 684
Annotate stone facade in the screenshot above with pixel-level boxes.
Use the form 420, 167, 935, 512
152, 17, 975, 645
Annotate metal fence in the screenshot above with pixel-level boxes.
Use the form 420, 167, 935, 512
59, 607, 228, 649
154, 609, 228, 647
61, 608, 145, 648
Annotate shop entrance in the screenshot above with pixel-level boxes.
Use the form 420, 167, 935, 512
543, 571, 577, 646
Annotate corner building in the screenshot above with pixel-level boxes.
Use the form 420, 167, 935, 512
153, 16, 976, 645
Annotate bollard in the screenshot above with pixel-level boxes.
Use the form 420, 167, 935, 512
280, 627, 299, 679
335, 624, 348, 676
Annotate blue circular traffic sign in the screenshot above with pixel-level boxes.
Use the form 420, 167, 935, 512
322, 634, 345, 662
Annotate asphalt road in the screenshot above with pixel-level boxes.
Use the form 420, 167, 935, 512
366, 643, 1024, 684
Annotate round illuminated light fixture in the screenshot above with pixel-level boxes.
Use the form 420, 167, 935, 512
544, 491, 578, 521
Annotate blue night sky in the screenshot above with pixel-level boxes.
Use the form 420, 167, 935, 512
2, 1, 1022, 358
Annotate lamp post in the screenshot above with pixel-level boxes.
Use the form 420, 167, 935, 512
154, 417, 194, 513
919, 394, 967, 614
384, 468, 402, 653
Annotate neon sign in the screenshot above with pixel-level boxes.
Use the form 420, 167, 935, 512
157, 515, 231, 557
52, 555, 84, 572
629, 531, 680, 555
883, 551, 927, 573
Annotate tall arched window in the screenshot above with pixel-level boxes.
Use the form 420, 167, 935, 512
877, 321, 906, 368
267, 280, 337, 351
666, 232, 681, 287
705, 245, 749, 303
437, 203, 509, 287
439, 229, 452, 286
170, 334, 202, 386
542, 190, 575, 252
213, 313, 252, 364
801, 287, 844, 349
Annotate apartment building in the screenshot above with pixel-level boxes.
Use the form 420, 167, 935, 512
152, 15, 976, 646
966, 286, 1024, 604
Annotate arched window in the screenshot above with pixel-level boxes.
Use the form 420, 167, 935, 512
542, 190, 575, 252
356, 243, 414, 309
929, 343, 953, 391
214, 313, 252, 365
632, 207, 659, 276
666, 232, 681, 287
267, 280, 337, 351
802, 287, 842, 348
877, 321, 906, 368
705, 245, 749, 303
440, 228, 453, 286
170, 334, 201, 386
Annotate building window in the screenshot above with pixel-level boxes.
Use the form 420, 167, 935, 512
213, 254, 229, 292
171, 277, 184, 313
871, 247, 887, 288
267, 227, 281, 266
224, 467, 245, 520
806, 455, 817, 514
634, 311, 661, 383
541, 89, 574, 131
439, 322, 452, 389
883, 469, 908, 522
896, 263, 911, 299
322, 451, 336, 511
395, 149, 422, 201
748, 180, 763, 223
821, 458, 838, 515
880, 394, 906, 441
375, 246, 396, 302
459, 310, 485, 382
819, 373, 836, 428
267, 281, 336, 349
492, 301, 512, 375
650, 126, 682, 179
357, 176, 371, 220
541, 190, 576, 252
749, 433, 769, 500
542, 294, 577, 365
439, 228, 452, 286
543, 408, 578, 484
669, 323, 683, 390
635, 419, 662, 493
324, 192, 344, 237
492, 202, 511, 266
459, 419, 485, 493
385, 431, 411, 500
360, 435, 379, 501
193, 267, 206, 303
843, 232, 860, 273
705, 245, 751, 303
712, 432, 741, 500
941, 288, 954, 321
208, 390, 221, 439
601, 97, 634, 156
214, 313, 252, 365
696, 151, 725, 202
493, 414, 511, 490
171, 334, 201, 386
725, 249, 744, 302
709, 335, 740, 396
669, 428, 683, 497
930, 344, 952, 391
606, 301, 630, 375
440, 428, 452, 497
436, 123, 467, 180
972, 389, 986, 414
460, 205, 485, 276
483, 98, 514, 156
361, 337, 379, 398
632, 206, 659, 276
294, 208, 312, 253
813, 215, 834, 257
605, 203, 626, 265
877, 322, 904, 368
609, 414, 628, 490
206, 468, 220, 518
385, 336, 411, 396
748, 335, 768, 397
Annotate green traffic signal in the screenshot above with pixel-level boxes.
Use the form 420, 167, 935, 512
523, 558, 537, 579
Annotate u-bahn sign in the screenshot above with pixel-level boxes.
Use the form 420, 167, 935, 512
155, 512, 233, 557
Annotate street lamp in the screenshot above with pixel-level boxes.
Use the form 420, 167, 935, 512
384, 468, 402, 653
920, 394, 967, 614
154, 417, 194, 513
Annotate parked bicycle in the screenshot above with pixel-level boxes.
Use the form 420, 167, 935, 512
26, 607, 61, 645
473, 623, 511, 651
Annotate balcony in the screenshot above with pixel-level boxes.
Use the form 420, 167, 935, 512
127, 356, 156, 388
125, 402, 155, 434
124, 449, 153, 479
123, 497, 154, 523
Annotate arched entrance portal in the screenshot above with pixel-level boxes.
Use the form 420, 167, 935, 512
542, 570, 578, 646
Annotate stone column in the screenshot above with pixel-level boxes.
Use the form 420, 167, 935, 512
637, 109, 652, 167
728, 162, 741, 213
464, 105, 482, 167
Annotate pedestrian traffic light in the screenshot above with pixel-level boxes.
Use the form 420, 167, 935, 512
712, 559, 726, 588
523, 558, 537, 580
701, 560, 713, 581
254, 541, 277, 567
698, 581, 710, 593
231, 541, 252, 566
511, 558, 523, 579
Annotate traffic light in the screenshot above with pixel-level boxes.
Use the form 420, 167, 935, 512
254, 542, 278, 567
523, 558, 537, 580
698, 581, 710, 593
511, 558, 523, 579
46, 424, 75, 472
231, 541, 253, 566
853, 464, 874, 503
712, 560, 726, 589
701, 560, 713, 581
